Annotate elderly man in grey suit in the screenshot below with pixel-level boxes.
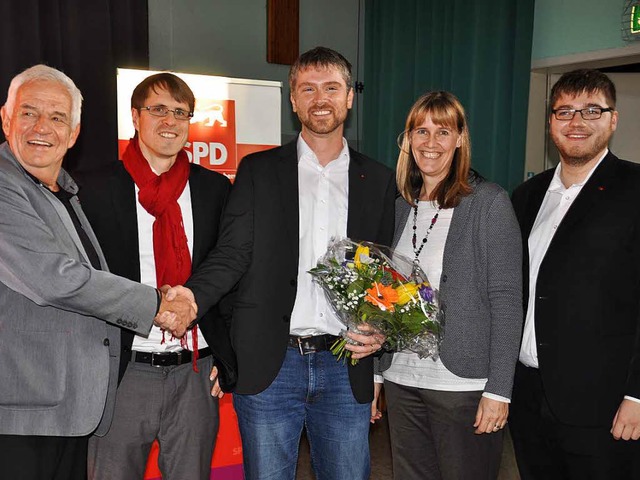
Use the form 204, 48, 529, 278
0, 65, 196, 480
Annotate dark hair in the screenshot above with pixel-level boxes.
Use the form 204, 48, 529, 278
288, 46, 352, 91
550, 69, 616, 109
396, 91, 472, 208
131, 73, 195, 112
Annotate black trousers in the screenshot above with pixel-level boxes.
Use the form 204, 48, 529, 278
509, 362, 640, 480
0, 434, 88, 480
385, 380, 503, 480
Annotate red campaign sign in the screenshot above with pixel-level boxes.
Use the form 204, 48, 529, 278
186, 99, 237, 175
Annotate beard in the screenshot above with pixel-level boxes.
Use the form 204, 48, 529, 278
551, 129, 612, 167
297, 106, 348, 135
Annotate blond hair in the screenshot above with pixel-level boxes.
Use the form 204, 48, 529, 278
396, 91, 472, 208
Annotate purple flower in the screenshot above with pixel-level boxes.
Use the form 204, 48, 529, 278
419, 285, 434, 303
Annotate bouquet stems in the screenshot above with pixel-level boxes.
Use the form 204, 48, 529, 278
330, 336, 359, 365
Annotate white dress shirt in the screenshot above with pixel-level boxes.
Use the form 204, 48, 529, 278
131, 180, 208, 352
289, 135, 350, 336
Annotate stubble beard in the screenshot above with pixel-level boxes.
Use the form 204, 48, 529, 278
552, 130, 611, 167
299, 107, 348, 136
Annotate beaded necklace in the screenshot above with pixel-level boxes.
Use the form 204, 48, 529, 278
411, 198, 442, 266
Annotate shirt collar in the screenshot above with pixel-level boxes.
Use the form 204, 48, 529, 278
19, 160, 78, 195
296, 134, 350, 168
549, 148, 608, 192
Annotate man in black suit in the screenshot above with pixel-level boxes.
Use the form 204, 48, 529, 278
167, 47, 395, 479
510, 69, 640, 479
77, 73, 236, 480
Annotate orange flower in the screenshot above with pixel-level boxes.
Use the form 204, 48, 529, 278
365, 282, 399, 312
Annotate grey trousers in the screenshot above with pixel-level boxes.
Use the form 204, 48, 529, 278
88, 355, 219, 480
385, 380, 503, 480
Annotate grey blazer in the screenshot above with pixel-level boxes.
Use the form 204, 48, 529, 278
381, 179, 523, 398
0, 142, 157, 437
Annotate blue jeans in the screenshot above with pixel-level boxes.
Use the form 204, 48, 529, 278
233, 347, 371, 480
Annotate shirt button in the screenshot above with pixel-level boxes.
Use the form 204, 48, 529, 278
319, 312, 324, 317
103, 338, 110, 346
565, 196, 571, 200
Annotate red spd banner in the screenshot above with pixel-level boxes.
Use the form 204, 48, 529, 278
187, 99, 237, 173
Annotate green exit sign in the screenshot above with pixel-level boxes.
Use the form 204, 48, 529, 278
632, 4, 640, 34
623, 1, 640, 40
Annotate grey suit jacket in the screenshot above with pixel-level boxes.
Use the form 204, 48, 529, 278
381, 179, 523, 398
0, 142, 157, 437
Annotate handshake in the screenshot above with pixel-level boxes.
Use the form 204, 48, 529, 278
153, 285, 198, 338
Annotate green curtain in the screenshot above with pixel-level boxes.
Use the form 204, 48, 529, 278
363, 0, 535, 191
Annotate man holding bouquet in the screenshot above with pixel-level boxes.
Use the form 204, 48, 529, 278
168, 46, 395, 479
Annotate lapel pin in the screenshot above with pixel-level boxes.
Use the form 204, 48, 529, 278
598, 186, 605, 191
360, 174, 365, 180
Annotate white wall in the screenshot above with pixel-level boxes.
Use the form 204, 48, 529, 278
608, 73, 640, 164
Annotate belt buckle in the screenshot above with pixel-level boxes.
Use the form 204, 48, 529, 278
150, 352, 165, 367
296, 335, 313, 355
150, 351, 179, 367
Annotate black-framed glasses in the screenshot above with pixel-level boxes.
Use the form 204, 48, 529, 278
551, 107, 614, 121
140, 105, 193, 121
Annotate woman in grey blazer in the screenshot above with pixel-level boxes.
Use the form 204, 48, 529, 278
378, 92, 522, 480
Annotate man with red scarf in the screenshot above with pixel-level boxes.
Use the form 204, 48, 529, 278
77, 73, 236, 480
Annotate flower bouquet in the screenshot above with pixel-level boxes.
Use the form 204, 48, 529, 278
308, 238, 442, 364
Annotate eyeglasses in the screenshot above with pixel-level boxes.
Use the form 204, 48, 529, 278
410, 128, 454, 142
551, 107, 614, 121
140, 105, 193, 121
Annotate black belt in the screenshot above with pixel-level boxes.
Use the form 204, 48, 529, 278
288, 334, 340, 355
131, 347, 212, 367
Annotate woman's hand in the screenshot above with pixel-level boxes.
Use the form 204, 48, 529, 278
371, 382, 383, 423
473, 396, 508, 434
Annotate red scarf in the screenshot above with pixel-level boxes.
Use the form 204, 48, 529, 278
122, 136, 200, 371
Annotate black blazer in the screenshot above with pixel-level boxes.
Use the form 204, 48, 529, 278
186, 140, 396, 403
511, 152, 640, 427
76, 162, 238, 391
